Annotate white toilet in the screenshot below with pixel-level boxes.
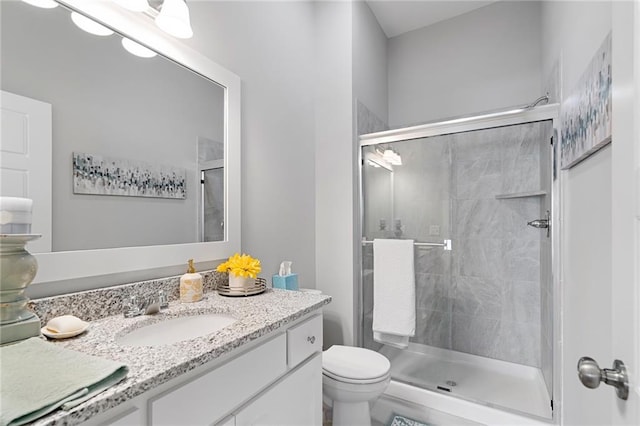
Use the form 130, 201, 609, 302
322, 345, 391, 426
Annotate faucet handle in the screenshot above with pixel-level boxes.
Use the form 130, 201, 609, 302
123, 295, 142, 318
158, 290, 169, 309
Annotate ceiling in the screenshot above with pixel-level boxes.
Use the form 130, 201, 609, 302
366, 0, 498, 38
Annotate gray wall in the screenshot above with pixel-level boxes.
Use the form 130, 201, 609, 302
1, 1, 224, 251
186, 1, 317, 289
353, 1, 389, 126
314, 1, 356, 348
387, 1, 542, 127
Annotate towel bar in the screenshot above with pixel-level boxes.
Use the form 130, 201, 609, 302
361, 239, 452, 251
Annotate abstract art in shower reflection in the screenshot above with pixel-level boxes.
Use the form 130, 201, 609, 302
560, 32, 611, 169
72, 152, 186, 199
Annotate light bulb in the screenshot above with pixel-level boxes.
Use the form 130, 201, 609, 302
155, 0, 193, 39
71, 12, 114, 37
21, 0, 58, 8
112, 0, 149, 12
121, 38, 157, 58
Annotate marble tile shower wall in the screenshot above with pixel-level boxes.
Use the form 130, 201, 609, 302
362, 122, 552, 368
357, 100, 389, 135
450, 123, 546, 367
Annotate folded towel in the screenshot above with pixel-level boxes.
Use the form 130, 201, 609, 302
0, 337, 128, 426
372, 239, 416, 349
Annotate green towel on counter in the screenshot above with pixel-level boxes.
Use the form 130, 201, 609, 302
0, 337, 128, 426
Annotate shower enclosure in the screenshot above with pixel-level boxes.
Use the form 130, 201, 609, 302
359, 105, 558, 420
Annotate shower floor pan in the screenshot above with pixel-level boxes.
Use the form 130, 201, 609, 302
379, 344, 552, 419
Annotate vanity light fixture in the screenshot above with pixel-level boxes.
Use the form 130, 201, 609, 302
155, 0, 193, 39
365, 152, 393, 172
112, 0, 150, 13
71, 12, 114, 36
382, 148, 402, 166
121, 38, 157, 58
20, 0, 58, 8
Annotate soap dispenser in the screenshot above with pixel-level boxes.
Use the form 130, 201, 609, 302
180, 259, 203, 303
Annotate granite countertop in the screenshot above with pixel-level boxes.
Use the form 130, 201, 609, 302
32, 288, 331, 425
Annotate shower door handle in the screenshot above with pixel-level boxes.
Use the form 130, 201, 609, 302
527, 210, 550, 237
577, 357, 629, 400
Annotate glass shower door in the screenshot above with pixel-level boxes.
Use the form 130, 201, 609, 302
360, 120, 554, 418
361, 134, 454, 353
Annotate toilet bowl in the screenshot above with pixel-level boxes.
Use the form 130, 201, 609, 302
322, 345, 391, 426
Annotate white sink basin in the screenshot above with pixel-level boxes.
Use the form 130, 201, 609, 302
117, 313, 237, 347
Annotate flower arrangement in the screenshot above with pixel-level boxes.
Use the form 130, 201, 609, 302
216, 253, 261, 279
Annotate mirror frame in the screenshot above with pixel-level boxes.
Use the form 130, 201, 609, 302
31, 0, 241, 287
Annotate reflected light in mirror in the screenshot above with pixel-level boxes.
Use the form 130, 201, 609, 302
155, 0, 193, 39
113, 0, 150, 13
365, 152, 393, 172
121, 37, 157, 58
71, 12, 114, 36
21, 0, 58, 8
382, 148, 402, 166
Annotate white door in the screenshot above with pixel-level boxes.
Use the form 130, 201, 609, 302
563, 2, 639, 424
0, 90, 52, 252
610, 0, 640, 423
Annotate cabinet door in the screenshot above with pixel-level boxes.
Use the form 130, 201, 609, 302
235, 353, 322, 426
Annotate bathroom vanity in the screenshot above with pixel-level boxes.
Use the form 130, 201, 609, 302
29, 283, 330, 426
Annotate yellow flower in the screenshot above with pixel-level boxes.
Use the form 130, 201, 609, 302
216, 253, 262, 279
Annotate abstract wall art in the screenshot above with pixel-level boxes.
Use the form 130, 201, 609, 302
560, 32, 612, 169
73, 152, 186, 199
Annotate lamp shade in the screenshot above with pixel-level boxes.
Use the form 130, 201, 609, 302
113, 0, 149, 12
21, 0, 58, 8
155, 0, 193, 39
121, 38, 157, 58
71, 12, 114, 36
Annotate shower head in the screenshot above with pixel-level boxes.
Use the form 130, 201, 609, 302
526, 94, 550, 109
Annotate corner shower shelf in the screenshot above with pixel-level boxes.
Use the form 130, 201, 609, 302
494, 190, 547, 200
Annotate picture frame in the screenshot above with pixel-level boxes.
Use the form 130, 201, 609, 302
72, 152, 186, 199
560, 32, 612, 169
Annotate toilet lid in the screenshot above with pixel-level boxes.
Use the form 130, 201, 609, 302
322, 345, 390, 381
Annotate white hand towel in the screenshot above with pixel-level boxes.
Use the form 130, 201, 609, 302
372, 238, 416, 349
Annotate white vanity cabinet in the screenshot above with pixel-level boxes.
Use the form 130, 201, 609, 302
99, 313, 323, 426
231, 314, 323, 426
232, 354, 322, 426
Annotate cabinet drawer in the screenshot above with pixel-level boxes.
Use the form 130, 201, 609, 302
150, 333, 287, 425
287, 314, 322, 368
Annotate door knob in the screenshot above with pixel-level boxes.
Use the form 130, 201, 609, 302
577, 357, 629, 400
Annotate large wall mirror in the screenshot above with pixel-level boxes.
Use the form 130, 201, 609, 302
0, 0, 241, 289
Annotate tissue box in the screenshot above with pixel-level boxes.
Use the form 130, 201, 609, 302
272, 274, 299, 291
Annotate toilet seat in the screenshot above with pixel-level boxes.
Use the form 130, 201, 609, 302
322, 345, 391, 384
323, 368, 390, 384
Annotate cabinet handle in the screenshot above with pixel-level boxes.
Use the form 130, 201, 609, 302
307, 336, 316, 344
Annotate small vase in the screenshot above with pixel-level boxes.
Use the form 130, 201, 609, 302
228, 274, 255, 290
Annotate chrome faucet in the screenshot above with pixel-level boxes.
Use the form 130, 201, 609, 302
123, 290, 169, 318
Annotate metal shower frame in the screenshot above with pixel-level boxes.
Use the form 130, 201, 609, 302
355, 102, 560, 348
